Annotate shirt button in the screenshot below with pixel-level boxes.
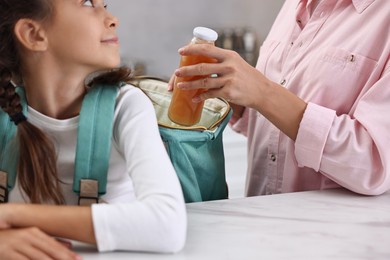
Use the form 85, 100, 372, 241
270, 154, 276, 162
280, 79, 286, 86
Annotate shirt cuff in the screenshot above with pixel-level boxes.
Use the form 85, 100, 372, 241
295, 102, 336, 171
230, 107, 249, 137
91, 204, 113, 252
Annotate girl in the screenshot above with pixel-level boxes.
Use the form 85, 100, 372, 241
0, 0, 186, 259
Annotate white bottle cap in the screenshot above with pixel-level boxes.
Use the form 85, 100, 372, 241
193, 27, 218, 42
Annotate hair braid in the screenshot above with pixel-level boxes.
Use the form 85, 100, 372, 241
0, 69, 20, 114
0, 68, 65, 204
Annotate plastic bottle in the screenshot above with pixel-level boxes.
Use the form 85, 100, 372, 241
168, 27, 218, 126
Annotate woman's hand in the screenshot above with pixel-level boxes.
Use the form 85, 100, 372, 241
173, 44, 307, 140
0, 228, 81, 260
173, 44, 271, 111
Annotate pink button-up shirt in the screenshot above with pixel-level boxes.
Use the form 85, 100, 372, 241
232, 0, 390, 196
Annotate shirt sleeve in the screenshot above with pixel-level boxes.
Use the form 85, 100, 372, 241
295, 65, 390, 195
230, 107, 250, 137
91, 85, 187, 252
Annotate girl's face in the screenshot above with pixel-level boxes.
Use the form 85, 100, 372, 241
44, 0, 120, 74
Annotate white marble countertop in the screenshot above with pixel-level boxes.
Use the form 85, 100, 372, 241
75, 188, 390, 259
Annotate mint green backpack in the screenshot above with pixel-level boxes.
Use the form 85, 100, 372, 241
0, 84, 120, 205
130, 77, 232, 203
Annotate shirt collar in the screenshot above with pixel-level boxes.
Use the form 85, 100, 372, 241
297, 0, 376, 14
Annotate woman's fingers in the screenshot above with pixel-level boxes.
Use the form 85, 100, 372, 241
175, 63, 224, 78
175, 48, 239, 79
167, 74, 176, 91
178, 44, 227, 61
177, 76, 224, 90
176, 76, 236, 103
173, 44, 258, 106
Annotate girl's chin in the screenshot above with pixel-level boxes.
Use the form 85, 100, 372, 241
103, 60, 121, 69
94, 63, 121, 72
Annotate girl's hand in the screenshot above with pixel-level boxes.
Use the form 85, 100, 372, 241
0, 204, 12, 230
0, 205, 81, 259
0, 218, 10, 229
173, 44, 272, 111
0, 228, 81, 260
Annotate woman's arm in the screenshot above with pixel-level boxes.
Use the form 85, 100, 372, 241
174, 39, 390, 195
174, 45, 307, 140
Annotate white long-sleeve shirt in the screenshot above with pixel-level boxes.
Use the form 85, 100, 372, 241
8, 84, 187, 252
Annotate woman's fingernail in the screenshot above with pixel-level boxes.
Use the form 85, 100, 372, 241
174, 69, 181, 76
178, 48, 184, 54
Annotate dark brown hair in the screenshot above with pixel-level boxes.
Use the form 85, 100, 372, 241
0, 0, 131, 204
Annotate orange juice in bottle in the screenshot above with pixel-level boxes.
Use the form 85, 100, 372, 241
168, 27, 218, 126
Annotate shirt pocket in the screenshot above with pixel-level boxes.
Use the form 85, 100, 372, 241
303, 47, 378, 113
256, 40, 280, 77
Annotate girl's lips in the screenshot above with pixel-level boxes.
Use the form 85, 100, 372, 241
101, 37, 119, 44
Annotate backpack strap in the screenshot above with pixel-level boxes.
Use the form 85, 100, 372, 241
0, 87, 27, 203
0, 171, 8, 203
0, 113, 13, 203
0, 84, 120, 205
74, 83, 120, 206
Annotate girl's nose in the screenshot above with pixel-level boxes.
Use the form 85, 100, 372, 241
106, 12, 119, 28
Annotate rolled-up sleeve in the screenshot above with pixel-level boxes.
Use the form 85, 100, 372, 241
295, 102, 336, 171
230, 107, 250, 137
296, 66, 390, 195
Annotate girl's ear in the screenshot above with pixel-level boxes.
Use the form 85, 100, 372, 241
14, 19, 48, 51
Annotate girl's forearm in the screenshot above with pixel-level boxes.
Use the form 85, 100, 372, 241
7, 204, 96, 244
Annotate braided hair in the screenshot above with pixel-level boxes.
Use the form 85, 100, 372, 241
0, 0, 131, 204
0, 70, 26, 124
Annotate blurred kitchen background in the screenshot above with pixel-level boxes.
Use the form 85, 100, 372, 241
106, 0, 285, 198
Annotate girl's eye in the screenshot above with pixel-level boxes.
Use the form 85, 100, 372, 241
82, 0, 107, 9
83, 0, 94, 7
